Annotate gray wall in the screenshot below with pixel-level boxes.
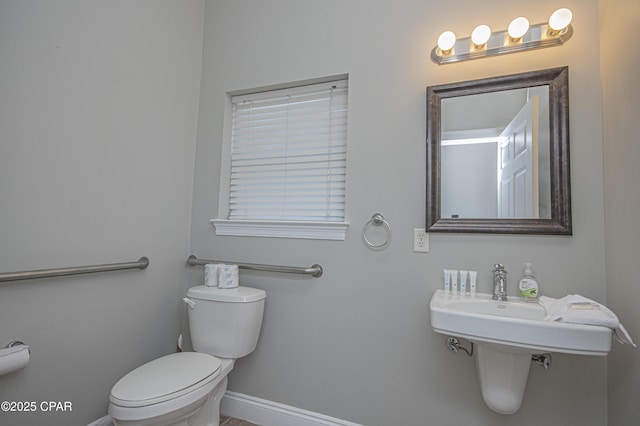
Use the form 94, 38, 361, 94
601, 1, 640, 425
441, 143, 498, 218
190, 1, 609, 425
0, 1, 204, 424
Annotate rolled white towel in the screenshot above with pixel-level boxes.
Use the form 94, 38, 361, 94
204, 263, 221, 287
218, 264, 239, 289
539, 294, 636, 347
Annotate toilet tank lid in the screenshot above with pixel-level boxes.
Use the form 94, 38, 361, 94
187, 285, 266, 303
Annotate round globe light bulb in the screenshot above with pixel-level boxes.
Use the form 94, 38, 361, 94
437, 31, 457, 51
549, 8, 572, 31
508, 17, 530, 39
471, 25, 492, 46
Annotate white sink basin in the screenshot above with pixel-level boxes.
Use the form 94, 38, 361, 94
430, 289, 615, 414
430, 289, 612, 355
429, 290, 612, 414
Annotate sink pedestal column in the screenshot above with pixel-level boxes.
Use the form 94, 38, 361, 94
475, 343, 532, 414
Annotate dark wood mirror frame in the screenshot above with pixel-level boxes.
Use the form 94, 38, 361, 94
426, 67, 571, 235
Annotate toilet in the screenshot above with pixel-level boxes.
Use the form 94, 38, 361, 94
108, 285, 266, 426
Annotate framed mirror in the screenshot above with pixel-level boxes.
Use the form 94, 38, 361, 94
426, 67, 571, 235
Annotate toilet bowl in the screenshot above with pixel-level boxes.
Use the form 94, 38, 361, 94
108, 286, 266, 426
109, 353, 233, 426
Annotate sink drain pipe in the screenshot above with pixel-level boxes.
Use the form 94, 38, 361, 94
445, 336, 552, 370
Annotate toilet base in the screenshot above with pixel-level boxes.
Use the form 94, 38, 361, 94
188, 376, 227, 426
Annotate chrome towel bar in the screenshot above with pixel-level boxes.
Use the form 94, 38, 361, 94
187, 255, 323, 278
0, 257, 149, 283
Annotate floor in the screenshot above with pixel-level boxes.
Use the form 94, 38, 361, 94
220, 415, 259, 426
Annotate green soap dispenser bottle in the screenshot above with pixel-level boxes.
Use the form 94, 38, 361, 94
519, 262, 540, 302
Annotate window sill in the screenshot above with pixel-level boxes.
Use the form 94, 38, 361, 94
210, 219, 349, 241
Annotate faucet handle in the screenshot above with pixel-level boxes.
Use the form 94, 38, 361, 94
493, 264, 505, 271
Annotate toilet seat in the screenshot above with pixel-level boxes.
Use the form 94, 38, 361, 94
110, 352, 221, 408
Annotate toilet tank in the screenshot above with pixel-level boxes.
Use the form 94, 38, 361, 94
186, 285, 266, 359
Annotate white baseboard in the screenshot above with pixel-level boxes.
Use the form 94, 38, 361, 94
221, 391, 362, 426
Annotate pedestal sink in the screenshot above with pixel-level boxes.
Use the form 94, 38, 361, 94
429, 290, 612, 414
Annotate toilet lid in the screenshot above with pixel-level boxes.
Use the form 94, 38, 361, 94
111, 352, 221, 405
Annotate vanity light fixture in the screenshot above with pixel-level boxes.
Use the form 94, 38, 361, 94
431, 8, 573, 64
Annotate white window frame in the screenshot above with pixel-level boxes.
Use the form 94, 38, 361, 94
212, 75, 350, 240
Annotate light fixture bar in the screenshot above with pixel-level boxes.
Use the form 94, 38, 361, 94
431, 22, 573, 65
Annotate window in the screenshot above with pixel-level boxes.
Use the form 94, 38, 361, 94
212, 76, 349, 240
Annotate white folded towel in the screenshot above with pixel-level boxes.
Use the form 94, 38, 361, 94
539, 295, 636, 347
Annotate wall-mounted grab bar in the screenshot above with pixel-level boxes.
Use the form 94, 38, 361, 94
187, 255, 323, 278
0, 257, 149, 284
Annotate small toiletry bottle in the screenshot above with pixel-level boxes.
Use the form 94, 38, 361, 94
459, 270, 468, 296
518, 262, 539, 302
469, 271, 477, 297
443, 269, 451, 295
451, 270, 458, 296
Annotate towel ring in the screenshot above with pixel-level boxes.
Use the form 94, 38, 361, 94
362, 213, 392, 249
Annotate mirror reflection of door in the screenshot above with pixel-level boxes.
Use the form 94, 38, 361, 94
498, 96, 539, 218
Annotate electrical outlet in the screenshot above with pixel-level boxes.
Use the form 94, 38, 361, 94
413, 228, 429, 253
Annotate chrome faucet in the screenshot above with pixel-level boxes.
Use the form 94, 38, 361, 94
492, 264, 508, 301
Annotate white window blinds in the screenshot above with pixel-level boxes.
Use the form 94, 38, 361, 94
228, 79, 348, 222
